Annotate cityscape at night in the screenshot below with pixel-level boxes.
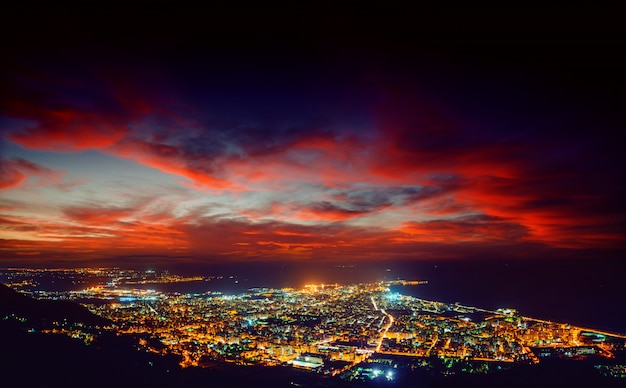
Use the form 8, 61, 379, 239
1, 266, 625, 386
1, 2, 624, 387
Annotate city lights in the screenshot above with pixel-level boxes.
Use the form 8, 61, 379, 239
2, 267, 624, 378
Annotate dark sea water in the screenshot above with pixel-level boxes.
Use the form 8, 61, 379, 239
386, 258, 626, 334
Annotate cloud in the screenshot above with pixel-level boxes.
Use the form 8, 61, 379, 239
1, 58, 623, 256
359, 81, 626, 248
6, 111, 127, 151
107, 137, 237, 189
0, 205, 189, 260
1, 67, 131, 151
296, 201, 377, 221
63, 205, 138, 224
400, 214, 530, 243
1, 197, 622, 265
287, 184, 455, 222
0, 157, 65, 189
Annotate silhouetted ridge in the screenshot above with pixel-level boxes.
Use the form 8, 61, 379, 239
0, 283, 109, 327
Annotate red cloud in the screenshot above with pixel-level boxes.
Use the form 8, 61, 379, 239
108, 138, 237, 189
357, 83, 626, 249
1, 201, 620, 265
6, 109, 128, 151
63, 205, 137, 224
0, 209, 188, 261
1, 66, 166, 152
399, 215, 529, 243
2, 64, 623, 255
0, 158, 65, 189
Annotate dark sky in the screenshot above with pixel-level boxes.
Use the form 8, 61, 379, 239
0, 2, 624, 266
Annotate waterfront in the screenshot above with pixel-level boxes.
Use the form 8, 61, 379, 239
2, 256, 624, 334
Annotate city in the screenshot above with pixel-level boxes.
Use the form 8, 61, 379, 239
2, 267, 624, 385
2, 2, 623, 387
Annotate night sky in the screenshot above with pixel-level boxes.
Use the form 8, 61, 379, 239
1, 3, 624, 268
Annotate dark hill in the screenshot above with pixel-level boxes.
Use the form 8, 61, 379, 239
0, 283, 109, 327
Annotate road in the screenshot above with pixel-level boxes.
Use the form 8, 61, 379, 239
371, 296, 394, 352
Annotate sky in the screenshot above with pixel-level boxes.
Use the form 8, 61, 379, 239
0, 3, 624, 267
